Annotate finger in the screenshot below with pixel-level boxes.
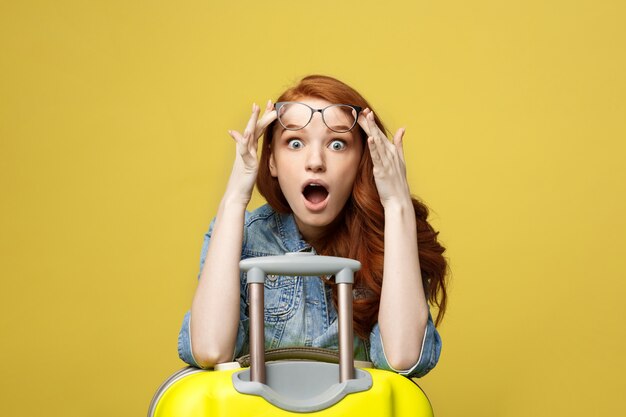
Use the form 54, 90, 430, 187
228, 129, 247, 148
393, 128, 406, 163
374, 133, 392, 169
256, 112, 277, 138
229, 129, 251, 161
367, 136, 382, 168
243, 103, 260, 138
366, 111, 387, 143
258, 109, 277, 127
244, 103, 261, 152
357, 108, 371, 136
254, 100, 276, 140
228, 129, 244, 144
259, 99, 273, 121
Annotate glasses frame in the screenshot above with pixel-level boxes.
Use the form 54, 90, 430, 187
274, 101, 363, 133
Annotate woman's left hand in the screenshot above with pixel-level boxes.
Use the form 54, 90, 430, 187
358, 109, 411, 207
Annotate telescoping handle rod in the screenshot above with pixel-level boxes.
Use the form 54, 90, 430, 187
239, 253, 361, 384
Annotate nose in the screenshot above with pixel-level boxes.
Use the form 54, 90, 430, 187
305, 144, 326, 173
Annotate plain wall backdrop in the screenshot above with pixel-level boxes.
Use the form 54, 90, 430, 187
1, 1, 625, 416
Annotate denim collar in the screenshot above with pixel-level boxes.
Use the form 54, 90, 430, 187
275, 210, 314, 254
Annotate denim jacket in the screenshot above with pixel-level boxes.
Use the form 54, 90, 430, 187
178, 204, 442, 378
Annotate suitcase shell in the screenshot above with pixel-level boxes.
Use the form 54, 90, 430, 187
149, 364, 433, 416
150, 254, 435, 416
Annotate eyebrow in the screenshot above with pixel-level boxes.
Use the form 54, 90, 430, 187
277, 120, 359, 142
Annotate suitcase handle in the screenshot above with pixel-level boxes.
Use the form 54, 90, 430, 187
236, 346, 340, 367
239, 253, 361, 384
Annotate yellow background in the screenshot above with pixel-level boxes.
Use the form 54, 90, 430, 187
1, 1, 625, 416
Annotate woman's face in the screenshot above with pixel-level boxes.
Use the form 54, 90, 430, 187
269, 96, 364, 242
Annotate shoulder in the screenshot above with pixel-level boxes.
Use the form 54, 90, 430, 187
244, 203, 277, 226
242, 204, 287, 257
242, 204, 310, 257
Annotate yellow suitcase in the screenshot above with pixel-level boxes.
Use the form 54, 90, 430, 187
149, 254, 434, 416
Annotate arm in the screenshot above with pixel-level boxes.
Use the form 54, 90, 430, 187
378, 196, 429, 369
368, 314, 441, 378
188, 102, 276, 368
359, 110, 429, 370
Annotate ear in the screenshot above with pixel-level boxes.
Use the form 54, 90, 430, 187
269, 152, 278, 177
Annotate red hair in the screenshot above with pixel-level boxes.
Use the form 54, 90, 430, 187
257, 75, 448, 339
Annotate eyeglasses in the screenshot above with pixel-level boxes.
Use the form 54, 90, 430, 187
275, 101, 363, 133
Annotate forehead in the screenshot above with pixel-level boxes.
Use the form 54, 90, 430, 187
293, 96, 333, 108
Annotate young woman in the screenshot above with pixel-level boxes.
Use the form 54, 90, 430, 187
178, 75, 448, 378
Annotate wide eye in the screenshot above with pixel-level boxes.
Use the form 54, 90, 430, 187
329, 140, 346, 151
287, 139, 304, 149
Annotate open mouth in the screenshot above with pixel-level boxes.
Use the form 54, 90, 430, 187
302, 183, 329, 205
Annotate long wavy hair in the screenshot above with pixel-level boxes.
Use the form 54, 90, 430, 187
257, 75, 448, 339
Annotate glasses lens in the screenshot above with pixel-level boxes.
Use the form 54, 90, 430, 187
322, 105, 358, 133
277, 102, 312, 130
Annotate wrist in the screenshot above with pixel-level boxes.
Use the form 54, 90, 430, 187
220, 193, 250, 211
381, 196, 413, 212
222, 176, 255, 209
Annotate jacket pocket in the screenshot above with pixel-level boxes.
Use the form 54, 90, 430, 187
261, 275, 300, 320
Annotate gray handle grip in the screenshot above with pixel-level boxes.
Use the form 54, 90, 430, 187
239, 252, 361, 283
239, 253, 361, 384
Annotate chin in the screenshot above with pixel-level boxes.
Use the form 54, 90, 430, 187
292, 207, 344, 234
297, 213, 334, 228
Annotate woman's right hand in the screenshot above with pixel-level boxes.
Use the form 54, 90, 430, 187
193, 102, 275, 367
224, 100, 276, 205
